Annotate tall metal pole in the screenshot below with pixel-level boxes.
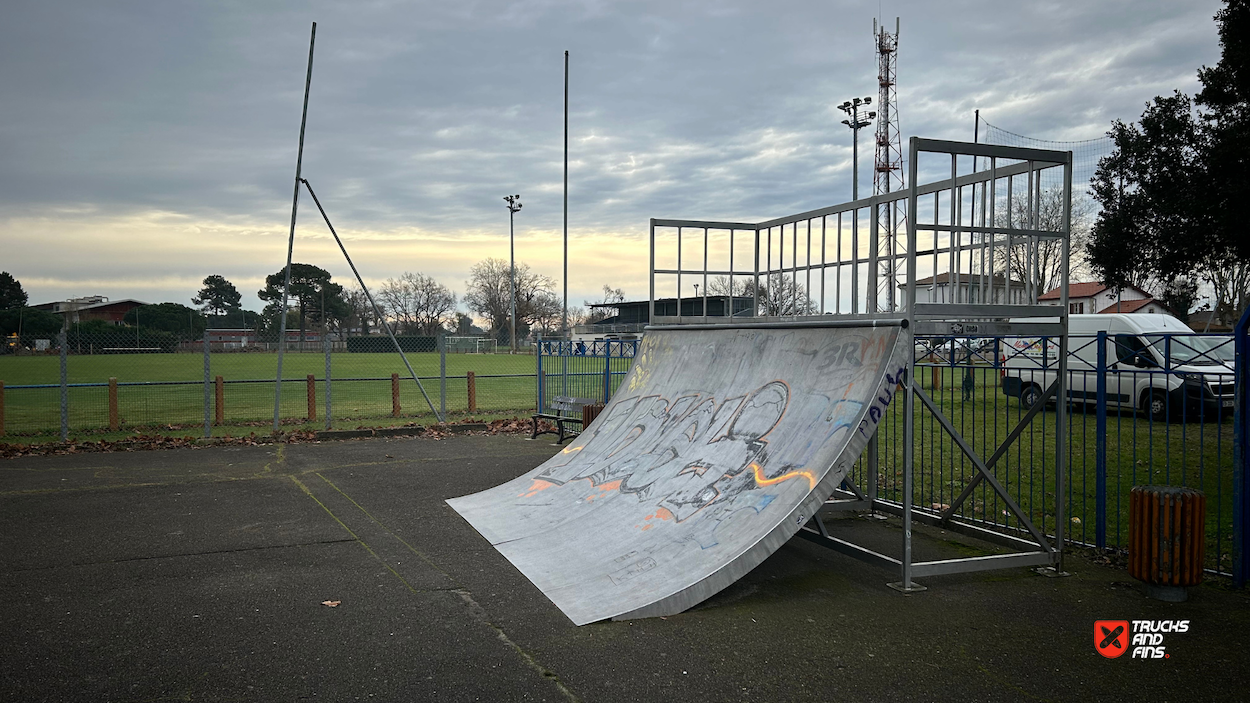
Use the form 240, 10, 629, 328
839, 97, 873, 313
852, 111, 859, 202
505, 195, 521, 353
274, 22, 316, 434
510, 206, 516, 353
563, 50, 569, 338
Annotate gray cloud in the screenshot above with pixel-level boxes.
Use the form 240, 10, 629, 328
0, 0, 1224, 309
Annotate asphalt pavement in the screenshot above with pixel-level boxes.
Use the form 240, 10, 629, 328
1, 434, 1246, 702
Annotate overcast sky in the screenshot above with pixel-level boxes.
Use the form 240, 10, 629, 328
0, 0, 1222, 318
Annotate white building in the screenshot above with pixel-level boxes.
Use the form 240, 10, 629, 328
901, 273, 1029, 305
1038, 282, 1171, 315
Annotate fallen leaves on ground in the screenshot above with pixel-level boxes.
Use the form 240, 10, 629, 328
321, 600, 341, 607
0, 417, 546, 458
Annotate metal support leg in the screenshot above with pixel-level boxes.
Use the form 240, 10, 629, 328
866, 433, 880, 515
889, 374, 925, 592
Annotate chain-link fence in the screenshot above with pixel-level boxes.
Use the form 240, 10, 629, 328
0, 330, 542, 440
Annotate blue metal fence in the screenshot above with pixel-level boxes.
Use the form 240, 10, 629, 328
851, 331, 1242, 579
1234, 307, 1250, 588
535, 340, 638, 416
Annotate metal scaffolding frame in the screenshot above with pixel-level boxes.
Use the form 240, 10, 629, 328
648, 137, 1074, 589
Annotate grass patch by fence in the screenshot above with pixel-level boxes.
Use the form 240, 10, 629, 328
0, 351, 540, 438
851, 365, 1235, 574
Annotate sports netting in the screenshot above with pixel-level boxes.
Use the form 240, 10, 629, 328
977, 115, 1114, 195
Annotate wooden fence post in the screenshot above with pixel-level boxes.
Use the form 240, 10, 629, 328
307, 374, 317, 421
215, 376, 224, 426
0, 380, 5, 437
391, 373, 401, 417
467, 371, 476, 414
108, 377, 119, 431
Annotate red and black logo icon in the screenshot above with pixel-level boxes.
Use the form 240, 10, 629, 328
1095, 620, 1130, 658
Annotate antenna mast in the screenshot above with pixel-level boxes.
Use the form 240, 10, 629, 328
873, 17, 903, 311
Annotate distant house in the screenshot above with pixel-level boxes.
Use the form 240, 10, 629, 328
1038, 283, 1173, 316
901, 273, 1029, 305
31, 296, 147, 327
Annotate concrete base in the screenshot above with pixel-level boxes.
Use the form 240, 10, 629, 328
1143, 582, 1189, 603
887, 580, 928, 593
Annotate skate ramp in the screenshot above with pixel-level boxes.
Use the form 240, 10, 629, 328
447, 321, 910, 625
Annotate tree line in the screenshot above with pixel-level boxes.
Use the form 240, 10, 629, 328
0, 257, 624, 345
1087, 0, 1249, 325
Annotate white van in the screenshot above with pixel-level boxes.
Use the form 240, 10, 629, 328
1000, 313, 1234, 421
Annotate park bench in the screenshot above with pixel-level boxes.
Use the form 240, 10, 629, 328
532, 396, 599, 443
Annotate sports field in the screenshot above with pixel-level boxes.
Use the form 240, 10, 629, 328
0, 351, 541, 438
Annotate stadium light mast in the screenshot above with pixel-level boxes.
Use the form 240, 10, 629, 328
504, 194, 522, 353
838, 97, 875, 201
839, 96, 874, 315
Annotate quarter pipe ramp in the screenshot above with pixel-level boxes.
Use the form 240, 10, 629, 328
447, 321, 911, 625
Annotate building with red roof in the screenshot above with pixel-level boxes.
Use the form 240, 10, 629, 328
1038, 282, 1170, 316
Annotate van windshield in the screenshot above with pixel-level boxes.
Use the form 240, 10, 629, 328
1144, 335, 1233, 366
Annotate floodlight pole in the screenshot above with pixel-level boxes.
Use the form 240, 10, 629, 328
562, 50, 569, 340
505, 195, 522, 353
838, 96, 875, 201
274, 21, 316, 434
839, 96, 873, 314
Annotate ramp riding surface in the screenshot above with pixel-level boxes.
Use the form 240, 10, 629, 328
448, 321, 910, 625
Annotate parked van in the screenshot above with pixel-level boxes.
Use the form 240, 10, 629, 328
1000, 313, 1233, 421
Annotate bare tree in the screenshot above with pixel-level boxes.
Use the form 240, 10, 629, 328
377, 272, 457, 335
994, 188, 1093, 291
584, 285, 626, 323
529, 291, 566, 335
464, 258, 558, 338
708, 274, 813, 316
1208, 262, 1250, 327
754, 274, 816, 316
706, 276, 751, 297
566, 305, 589, 327
342, 285, 378, 335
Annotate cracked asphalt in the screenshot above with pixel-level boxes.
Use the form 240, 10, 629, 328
2, 434, 1247, 702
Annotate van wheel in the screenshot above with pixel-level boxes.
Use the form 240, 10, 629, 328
1142, 390, 1169, 423
1019, 384, 1042, 410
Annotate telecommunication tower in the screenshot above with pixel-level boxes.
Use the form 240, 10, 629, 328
873, 17, 903, 310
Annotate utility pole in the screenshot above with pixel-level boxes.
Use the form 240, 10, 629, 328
504, 194, 522, 353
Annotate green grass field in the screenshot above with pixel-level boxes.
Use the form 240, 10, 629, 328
0, 350, 537, 384
0, 351, 541, 438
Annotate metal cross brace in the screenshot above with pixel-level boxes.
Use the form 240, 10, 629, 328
913, 381, 1057, 553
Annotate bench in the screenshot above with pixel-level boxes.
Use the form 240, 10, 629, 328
532, 396, 600, 443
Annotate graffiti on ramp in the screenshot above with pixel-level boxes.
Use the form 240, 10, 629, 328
448, 322, 910, 625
